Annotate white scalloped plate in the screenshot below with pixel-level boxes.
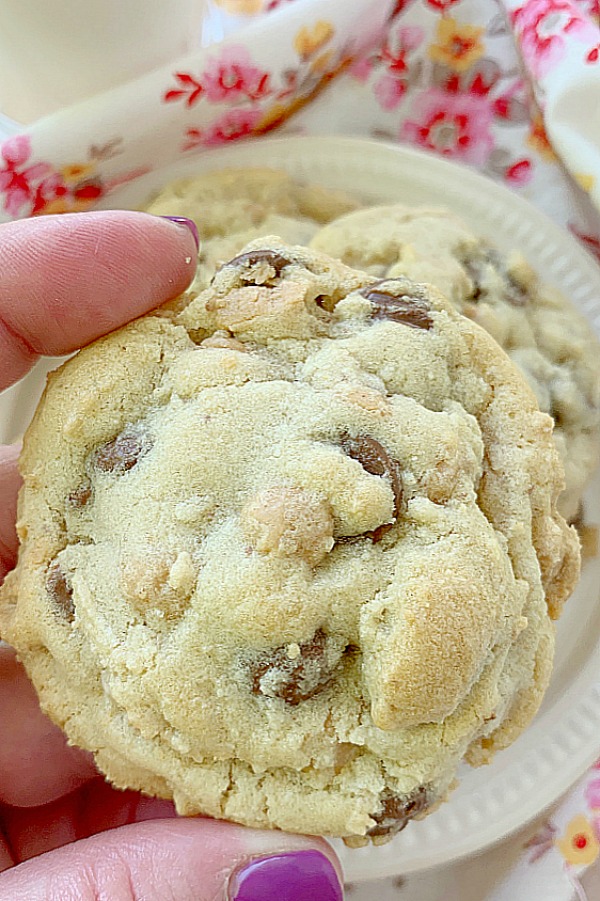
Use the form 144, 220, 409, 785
1, 136, 599, 882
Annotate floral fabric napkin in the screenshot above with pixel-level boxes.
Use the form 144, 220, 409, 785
1, 1, 600, 898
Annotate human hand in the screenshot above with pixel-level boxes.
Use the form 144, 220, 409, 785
0, 212, 344, 901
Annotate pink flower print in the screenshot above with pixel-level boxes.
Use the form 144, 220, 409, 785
585, 778, 600, 809
184, 108, 263, 150
206, 107, 263, 144
1, 134, 31, 167
374, 74, 407, 109
0, 134, 56, 217
397, 26, 425, 53
202, 46, 271, 103
373, 25, 424, 110
30, 173, 68, 215
350, 56, 374, 82
511, 0, 597, 78
401, 88, 495, 166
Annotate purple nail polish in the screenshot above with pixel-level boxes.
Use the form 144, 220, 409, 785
230, 850, 343, 901
161, 215, 200, 251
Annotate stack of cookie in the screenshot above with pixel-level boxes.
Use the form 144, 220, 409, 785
0, 169, 596, 844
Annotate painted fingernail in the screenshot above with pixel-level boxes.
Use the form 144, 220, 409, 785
229, 850, 343, 901
161, 216, 200, 251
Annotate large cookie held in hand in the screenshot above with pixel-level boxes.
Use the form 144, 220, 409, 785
0, 239, 579, 841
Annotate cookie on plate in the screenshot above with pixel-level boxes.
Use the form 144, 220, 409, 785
144, 167, 359, 290
310, 205, 600, 523
0, 239, 579, 842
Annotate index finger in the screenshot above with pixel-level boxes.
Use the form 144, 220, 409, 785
0, 211, 198, 391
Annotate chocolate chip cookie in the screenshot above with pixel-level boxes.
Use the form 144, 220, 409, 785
0, 239, 579, 841
311, 205, 600, 522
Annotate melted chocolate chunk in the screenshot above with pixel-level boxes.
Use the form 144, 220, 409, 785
360, 281, 433, 330
67, 481, 92, 507
341, 434, 404, 541
251, 629, 337, 705
224, 249, 292, 277
368, 787, 429, 838
46, 561, 75, 622
93, 432, 150, 474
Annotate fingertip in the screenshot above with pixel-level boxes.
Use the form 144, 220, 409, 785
0, 211, 200, 387
0, 818, 345, 901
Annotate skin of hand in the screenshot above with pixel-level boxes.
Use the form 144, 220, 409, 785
0, 212, 344, 901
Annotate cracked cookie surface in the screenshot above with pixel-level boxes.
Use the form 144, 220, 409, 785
311, 204, 600, 522
0, 239, 579, 840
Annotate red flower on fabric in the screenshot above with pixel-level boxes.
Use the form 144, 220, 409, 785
442, 65, 501, 98
401, 88, 495, 166
0, 135, 64, 217
183, 108, 264, 150
374, 26, 424, 110
163, 46, 271, 108
374, 75, 408, 109
511, 0, 597, 77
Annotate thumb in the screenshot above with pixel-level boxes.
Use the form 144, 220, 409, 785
0, 817, 344, 901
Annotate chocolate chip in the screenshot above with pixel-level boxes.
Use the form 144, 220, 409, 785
341, 434, 404, 540
251, 629, 338, 705
46, 561, 75, 622
463, 248, 528, 307
223, 249, 292, 277
67, 481, 92, 507
93, 432, 150, 474
367, 787, 429, 838
360, 280, 433, 330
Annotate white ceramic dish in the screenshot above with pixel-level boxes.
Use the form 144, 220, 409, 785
1, 136, 599, 882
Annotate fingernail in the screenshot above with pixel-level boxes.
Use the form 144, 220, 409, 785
161, 215, 200, 251
229, 850, 343, 901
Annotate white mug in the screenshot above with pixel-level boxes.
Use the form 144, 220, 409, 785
0, 0, 208, 123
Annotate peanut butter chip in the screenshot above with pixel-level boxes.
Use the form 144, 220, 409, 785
368, 787, 429, 838
340, 434, 404, 540
46, 561, 75, 622
94, 432, 151, 474
251, 629, 337, 705
360, 280, 433, 330
241, 486, 334, 567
